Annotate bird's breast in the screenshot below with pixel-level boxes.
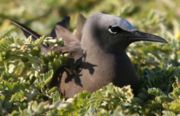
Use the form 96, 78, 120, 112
79, 50, 116, 92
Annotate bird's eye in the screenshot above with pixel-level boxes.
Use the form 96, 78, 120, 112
108, 26, 121, 34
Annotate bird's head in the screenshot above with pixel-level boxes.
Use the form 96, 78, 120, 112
83, 13, 167, 53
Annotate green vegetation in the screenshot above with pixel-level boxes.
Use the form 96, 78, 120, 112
0, 0, 180, 115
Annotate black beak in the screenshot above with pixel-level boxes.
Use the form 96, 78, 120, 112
130, 31, 167, 43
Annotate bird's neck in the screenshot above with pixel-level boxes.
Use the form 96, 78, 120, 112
81, 35, 115, 84
81, 34, 113, 63
112, 51, 138, 89
81, 34, 128, 65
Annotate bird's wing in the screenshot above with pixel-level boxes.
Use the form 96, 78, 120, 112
12, 16, 84, 60
11, 20, 41, 40
74, 14, 86, 40
11, 20, 49, 51
55, 25, 83, 60
11, 16, 70, 39
50, 16, 70, 38
53, 14, 85, 60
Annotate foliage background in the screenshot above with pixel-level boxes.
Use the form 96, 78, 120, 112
0, 0, 180, 115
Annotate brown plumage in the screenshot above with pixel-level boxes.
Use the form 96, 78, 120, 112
12, 13, 167, 98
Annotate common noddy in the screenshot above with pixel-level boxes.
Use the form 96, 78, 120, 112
12, 13, 167, 98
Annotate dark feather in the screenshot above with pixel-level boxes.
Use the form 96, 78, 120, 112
50, 16, 70, 38
11, 20, 41, 40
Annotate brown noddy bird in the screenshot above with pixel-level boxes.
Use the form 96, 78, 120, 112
12, 13, 167, 98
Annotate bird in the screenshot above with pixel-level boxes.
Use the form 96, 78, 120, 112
12, 13, 167, 98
